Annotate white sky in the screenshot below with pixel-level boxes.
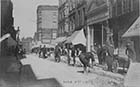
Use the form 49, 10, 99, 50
11, 0, 58, 38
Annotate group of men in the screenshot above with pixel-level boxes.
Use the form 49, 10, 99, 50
96, 42, 136, 72
36, 42, 136, 73
37, 45, 54, 58
54, 43, 84, 66
15, 44, 26, 60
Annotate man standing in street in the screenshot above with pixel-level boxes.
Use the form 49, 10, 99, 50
97, 45, 102, 64
125, 43, 136, 64
39, 45, 42, 58
42, 45, 47, 58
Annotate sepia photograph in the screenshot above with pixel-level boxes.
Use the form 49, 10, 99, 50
0, 0, 140, 87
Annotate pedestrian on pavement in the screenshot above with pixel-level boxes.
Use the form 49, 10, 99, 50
97, 44, 102, 64
42, 45, 47, 58
67, 44, 72, 65
101, 44, 114, 72
125, 43, 136, 63
54, 45, 61, 62
39, 45, 42, 58
71, 46, 76, 66
15, 44, 20, 60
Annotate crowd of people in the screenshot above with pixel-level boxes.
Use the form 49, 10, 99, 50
15, 44, 26, 60
30, 41, 136, 73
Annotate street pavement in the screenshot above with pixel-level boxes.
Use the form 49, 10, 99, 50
124, 63, 140, 87
21, 54, 98, 87
0, 54, 125, 87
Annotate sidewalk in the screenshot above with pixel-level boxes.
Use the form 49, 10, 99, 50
0, 55, 63, 87
0, 56, 20, 87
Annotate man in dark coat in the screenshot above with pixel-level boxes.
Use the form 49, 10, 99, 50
15, 44, 20, 60
39, 45, 42, 58
71, 46, 76, 66
103, 44, 114, 71
125, 43, 136, 62
54, 45, 61, 62
97, 45, 103, 64
42, 45, 47, 58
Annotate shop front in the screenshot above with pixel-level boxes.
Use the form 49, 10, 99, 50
122, 16, 140, 62
86, 0, 112, 52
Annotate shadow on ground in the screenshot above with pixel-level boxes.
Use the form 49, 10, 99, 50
20, 65, 63, 87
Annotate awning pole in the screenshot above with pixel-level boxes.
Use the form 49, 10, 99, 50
102, 23, 104, 46
87, 26, 91, 52
90, 26, 94, 51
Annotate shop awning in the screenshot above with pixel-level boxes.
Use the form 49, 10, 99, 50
122, 17, 140, 37
0, 33, 10, 43
7, 36, 17, 46
53, 36, 67, 44
65, 29, 86, 46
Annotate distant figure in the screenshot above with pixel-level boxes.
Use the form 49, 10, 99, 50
97, 45, 102, 64
71, 46, 76, 66
54, 45, 61, 62
39, 45, 42, 58
15, 44, 20, 60
125, 43, 136, 63
42, 45, 47, 58
15, 44, 23, 60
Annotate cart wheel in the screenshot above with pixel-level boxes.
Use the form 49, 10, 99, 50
112, 60, 119, 73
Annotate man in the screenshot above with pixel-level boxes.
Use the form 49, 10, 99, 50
39, 45, 42, 58
125, 43, 136, 63
54, 45, 61, 62
15, 44, 20, 60
102, 44, 114, 72
97, 45, 102, 64
71, 46, 76, 66
42, 45, 47, 58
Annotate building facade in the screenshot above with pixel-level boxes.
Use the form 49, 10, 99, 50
1, 0, 17, 56
58, 0, 69, 37
58, 0, 87, 37
37, 5, 58, 44
58, 0, 139, 54
86, 0, 111, 51
86, 0, 139, 51
21, 37, 33, 53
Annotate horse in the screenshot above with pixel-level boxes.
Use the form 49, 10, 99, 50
78, 51, 95, 73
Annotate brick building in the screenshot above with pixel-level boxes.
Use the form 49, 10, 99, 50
37, 5, 58, 44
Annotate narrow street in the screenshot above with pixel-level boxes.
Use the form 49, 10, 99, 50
1, 0, 140, 87
0, 54, 125, 87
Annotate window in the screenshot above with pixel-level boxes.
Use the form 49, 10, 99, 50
53, 21, 57, 23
